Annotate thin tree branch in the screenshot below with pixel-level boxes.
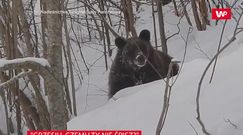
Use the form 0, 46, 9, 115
77, 0, 120, 37
171, 26, 193, 86
0, 70, 32, 90
156, 62, 173, 135
188, 121, 199, 135
209, 20, 227, 83
166, 15, 183, 41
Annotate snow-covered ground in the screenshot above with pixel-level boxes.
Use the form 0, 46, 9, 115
0, 1, 242, 134
68, 35, 243, 135
68, 1, 243, 135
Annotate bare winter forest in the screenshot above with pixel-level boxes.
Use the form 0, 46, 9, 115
0, 0, 243, 135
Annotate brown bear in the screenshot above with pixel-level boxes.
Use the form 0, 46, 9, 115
108, 29, 179, 98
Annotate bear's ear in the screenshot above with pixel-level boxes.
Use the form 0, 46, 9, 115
139, 29, 150, 42
115, 37, 126, 49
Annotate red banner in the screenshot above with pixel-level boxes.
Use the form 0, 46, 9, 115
27, 130, 142, 135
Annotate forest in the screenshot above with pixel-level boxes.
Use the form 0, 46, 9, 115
0, 0, 243, 135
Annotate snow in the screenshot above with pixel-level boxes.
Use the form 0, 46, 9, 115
73, 1, 243, 114
0, 57, 50, 68
68, 44, 243, 135
1, 0, 243, 134
67, 1, 243, 135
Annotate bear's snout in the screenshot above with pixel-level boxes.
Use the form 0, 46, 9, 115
134, 54, 147, 68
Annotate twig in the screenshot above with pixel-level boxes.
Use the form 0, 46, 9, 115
68, 14, 90, 73
0, 70, 32, 90
194, 39, 211, 60
166, 15, 183, 41
188, 121, 199, 135
77, 0, 120, 37
171, 26, 193, 86
156, 62, 173, 135
224, 118, 239, 129
154, 28, 192, 134
209, 20, 227, 83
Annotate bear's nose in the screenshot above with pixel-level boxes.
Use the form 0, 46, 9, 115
135, 54, 147, 67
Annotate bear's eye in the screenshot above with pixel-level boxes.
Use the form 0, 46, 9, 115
122, 47, 128, 56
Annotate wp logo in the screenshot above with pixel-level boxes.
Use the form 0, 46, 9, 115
212, 8, 231, 20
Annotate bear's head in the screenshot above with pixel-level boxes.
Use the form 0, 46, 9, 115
115, 30, 153, 70
109, 29, 179, 98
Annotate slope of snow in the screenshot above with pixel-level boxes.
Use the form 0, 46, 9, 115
0, 0, 242, 134
68, 43, 243, 135
69, 3, 243, 135
75, 0, 243, 115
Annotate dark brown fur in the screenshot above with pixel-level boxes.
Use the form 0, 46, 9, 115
108, 30, 179, 98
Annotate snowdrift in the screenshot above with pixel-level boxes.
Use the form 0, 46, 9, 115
68, 45, 243, 135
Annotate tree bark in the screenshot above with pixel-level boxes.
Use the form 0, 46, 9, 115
199, 0, 210, 30
180, 0, 192, 26
191, 0, 203, 31
157, 0, 168, 53
16, 0, 33, 56
122, 0, 137, 37
152, 0, 158, 50
63, 9, 77, 116
46, 0, 67, 129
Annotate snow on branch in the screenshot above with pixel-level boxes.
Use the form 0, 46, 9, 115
0, 57, 50, 72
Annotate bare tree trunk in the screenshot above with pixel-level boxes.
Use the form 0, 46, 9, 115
102, 22, 108, 71
30, 0, 40, 57
198, 0, 210, 30
17, 0, 50, 129
172, 0, 179, 16
41, 0, 48, 58
63, 9, 77, 116
6, 0, 23, 134
0, 90, 10, 135
12, 1, 22, 133
105, 26, 112, 57
18, 89, 38, 130
15, 87, 23, 135
122, 0, 137, 37
46, 0, 67, 129
191, 0, 203, 31
157, 0, 167, 53
180, 0, 192, 26
152, 0, 158, 50
28, 75, 50, 129
16, 0, 33, 56
99, 1, 108, 70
